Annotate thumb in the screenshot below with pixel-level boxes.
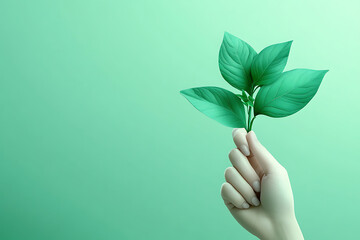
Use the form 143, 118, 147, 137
246, 131, 282, 174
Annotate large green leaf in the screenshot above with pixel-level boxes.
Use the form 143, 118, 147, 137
180, 87, 246, 128
251, 41, 292, 86
254, 69, 328, 118
219, 32, 257, 93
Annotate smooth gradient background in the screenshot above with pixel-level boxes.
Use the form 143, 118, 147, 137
1, 1, 359, 239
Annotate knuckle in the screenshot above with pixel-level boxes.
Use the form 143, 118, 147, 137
220, 182, 229, 195
228, 148, 238, 158
233, 130, 246, 140
221, 182, 228, 190
239, 128, 247, 134
224, 167, 235, 179
232, 128, 239, 137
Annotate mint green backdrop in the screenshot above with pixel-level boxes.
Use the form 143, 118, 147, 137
1, 1, 359, 239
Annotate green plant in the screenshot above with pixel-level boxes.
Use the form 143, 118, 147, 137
180, 32, 328, 131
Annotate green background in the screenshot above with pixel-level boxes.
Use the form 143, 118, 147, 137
1, 0, 359, 239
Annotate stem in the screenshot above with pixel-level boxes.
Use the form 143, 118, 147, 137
247, 105, 252, 131
246, 85, 255, 132
249, 116, 256, 131
244, 83, 257, 132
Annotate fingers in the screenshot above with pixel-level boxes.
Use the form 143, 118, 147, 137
232, 128, 250, 156
224, 201, 235, 210
229, 148, 261, 192
247, 155, 265, 179
246, 131, 283, 173
221, 182, 249, 209
225, 167, 260, 206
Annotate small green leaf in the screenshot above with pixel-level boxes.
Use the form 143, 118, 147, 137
251, 41, 293, 86
240, 90, 248, 101
180, 87, 246, 128
248, 95, 255, 102
245, 100, 254, 107
219, 32, 257, 93
254, 69, 328, 118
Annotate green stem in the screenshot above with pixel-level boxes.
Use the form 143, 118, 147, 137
247, 85, 255, 132
247, 105, 252, 131
249, 116, 256, 131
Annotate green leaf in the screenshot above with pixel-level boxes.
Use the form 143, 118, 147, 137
240, 90, 248, 102
254, 69, 328, 118
180, 87, 246, 128
248, 95, 255, 102
219, 32, 257, 93
245, 100, 254, 107
251, 41, 293, 86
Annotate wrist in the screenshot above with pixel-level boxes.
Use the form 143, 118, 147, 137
264, 216, 304, 240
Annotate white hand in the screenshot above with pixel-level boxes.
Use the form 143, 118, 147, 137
221, 129, 304, 240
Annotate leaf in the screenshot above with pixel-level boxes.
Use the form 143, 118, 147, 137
248, 95, 255, 102
251, 41, 293, 86
245, 100, 254, 107
240, 90, 248, 102
254, 69, 328, 118
219, 32, 257, 93
180, 87, 246, 128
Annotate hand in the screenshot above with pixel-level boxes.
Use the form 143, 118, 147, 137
220, 129, 304, 240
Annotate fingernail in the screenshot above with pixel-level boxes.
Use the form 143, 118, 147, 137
252, 197, 260, 206
253, 180, 260, 192
239, 145, 250, 156
242, 202, 249, 209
